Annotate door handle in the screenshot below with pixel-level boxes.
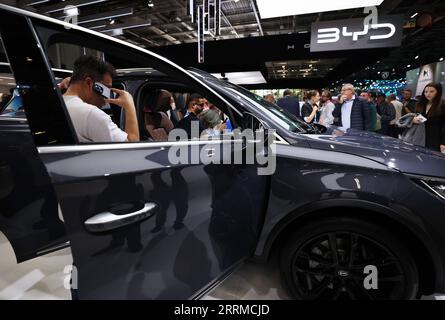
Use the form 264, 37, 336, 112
84, 202, 158, 233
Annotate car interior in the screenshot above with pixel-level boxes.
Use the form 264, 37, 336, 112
37, 34, 243, 143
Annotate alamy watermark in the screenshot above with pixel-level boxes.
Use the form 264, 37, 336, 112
167, 124, 277, 176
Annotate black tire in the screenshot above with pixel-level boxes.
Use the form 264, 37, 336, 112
279, 217, 419, 300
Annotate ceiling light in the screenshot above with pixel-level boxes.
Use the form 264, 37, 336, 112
147, 0, 154, 7
45, 0, 106, 14
211, 71, 266, 85
70, 8, 134, 24
24, 0, 50, 6
440, 57, 444, 62
407, 64, 411, 68
256, 0, 384, 19
89, 24, 107, 29
415, 55, 419, 59
410, 12, 418, 18
109, 19, 115, 25
98, 18, 151, 32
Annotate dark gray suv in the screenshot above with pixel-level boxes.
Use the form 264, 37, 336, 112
0, 4, 444, 300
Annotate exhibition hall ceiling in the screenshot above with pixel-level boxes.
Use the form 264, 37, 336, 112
16, 0, 445, 87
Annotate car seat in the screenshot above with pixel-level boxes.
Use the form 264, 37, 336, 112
142, 89, 174, 141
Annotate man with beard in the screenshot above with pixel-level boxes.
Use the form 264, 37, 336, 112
176, 97, 205, 139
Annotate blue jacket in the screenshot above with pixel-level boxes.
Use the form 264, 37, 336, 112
277, 95, 300, 118
333, 97, 373, 131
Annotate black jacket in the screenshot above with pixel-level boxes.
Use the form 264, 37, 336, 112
277, 95, 300, 118
333, 97, 372, 131
377, 102, 396, 123
300, 102, 320, 124
175, 113, 204, 139
420, 101, 445, 152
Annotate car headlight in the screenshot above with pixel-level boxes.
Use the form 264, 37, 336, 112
419, 179, 445, 200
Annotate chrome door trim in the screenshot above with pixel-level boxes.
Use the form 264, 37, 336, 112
84, 202, 158, 232
37, 139, 241, 154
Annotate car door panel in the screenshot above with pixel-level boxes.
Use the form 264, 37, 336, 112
0, 121, 68, 262
39, 142, 265, 299
0, 7, 268, 299
0, 7, 71, 261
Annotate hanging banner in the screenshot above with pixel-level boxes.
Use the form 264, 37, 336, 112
310, 15, 404, 52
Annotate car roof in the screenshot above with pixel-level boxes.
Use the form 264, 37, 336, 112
0, 4, 190, 82
0, 4, 242, 117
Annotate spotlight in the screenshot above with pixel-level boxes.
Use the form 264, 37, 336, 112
440, 57, 444, 62
147, 0, 154, 7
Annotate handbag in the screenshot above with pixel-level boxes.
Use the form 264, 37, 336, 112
400, 123, 426, 147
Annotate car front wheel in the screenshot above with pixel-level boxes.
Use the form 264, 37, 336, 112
279, 217, 419, 300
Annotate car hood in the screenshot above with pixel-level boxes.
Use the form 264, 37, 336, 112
302, 126, 445, 178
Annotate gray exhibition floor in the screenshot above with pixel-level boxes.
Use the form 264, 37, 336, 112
0, 232, 443, 300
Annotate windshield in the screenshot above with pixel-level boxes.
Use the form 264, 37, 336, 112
1, 89, 22, 114
188, 68, 323, 134
210, 78, 314, 133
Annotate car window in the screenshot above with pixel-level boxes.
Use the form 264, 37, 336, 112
188, 69, 315, 134
1, 88, 22, 114
35, 26, 239, 145
217, 80, 313, 133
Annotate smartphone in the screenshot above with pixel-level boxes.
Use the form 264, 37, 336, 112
93, 82, 116, 99
416, 114, 427, 123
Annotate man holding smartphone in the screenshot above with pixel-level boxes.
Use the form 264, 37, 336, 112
62, 55, 139, 142
333, 83, 372, 131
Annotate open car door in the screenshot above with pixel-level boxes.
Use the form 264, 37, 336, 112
0, 6, 269, 299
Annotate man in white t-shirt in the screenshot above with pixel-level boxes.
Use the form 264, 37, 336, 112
62, 56, 139, 143
387, 93, 404, 138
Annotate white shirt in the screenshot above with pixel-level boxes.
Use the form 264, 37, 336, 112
319, 101, 335, 126
341, 96, 355, 129
63, 95, 127, 143
390, 100, 403, 125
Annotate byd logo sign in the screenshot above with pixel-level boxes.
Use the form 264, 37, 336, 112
310, 15, 404, 52
317, 23, 395, 43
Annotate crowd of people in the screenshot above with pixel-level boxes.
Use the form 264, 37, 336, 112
268, 83, 445, 153
2, 54, 444, 154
